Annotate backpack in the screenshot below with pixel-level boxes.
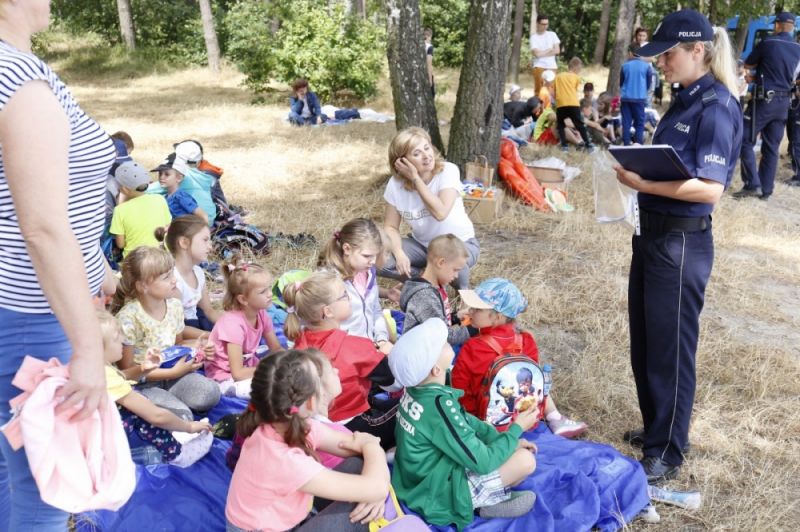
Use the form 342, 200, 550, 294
211, 221, 270, 259
477, 334, 546, 430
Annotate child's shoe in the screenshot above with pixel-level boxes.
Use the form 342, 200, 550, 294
479, 490, 536, 519
548, 416, 587, 439
170, 422, 213, 468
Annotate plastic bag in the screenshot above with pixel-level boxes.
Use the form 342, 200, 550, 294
592, 151, 637, 230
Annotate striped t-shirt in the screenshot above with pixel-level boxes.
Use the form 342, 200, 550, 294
0, 41, 115, 313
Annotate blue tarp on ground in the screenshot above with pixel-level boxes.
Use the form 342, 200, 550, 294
78, 401, 648, 532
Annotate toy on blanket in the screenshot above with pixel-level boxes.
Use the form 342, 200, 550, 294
647, 485, 703, 510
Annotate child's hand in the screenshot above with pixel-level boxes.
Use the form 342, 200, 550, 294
376, 341, 393, 355
186, 420, 212, 433
349, 500, 385, 524
174, 354, 203, 376
513, 407, 540, 432
195, 333, 214, 362
140, 348, 162, 373
517, 439, 538, 453
338, 431, 382, 453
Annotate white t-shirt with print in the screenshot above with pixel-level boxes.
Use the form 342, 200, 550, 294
175, 265, 205, 321
383, 161, 475, 247
529, 31, 560, 69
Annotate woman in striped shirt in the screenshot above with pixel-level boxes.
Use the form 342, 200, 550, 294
0, 1, 116, 529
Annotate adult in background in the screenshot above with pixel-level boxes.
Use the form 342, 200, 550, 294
620, 44, 652, 145
288, 78, 322, 126
0, 1, 115, 529
530, 14, 560, 95
733, 12, 800, 200
613, 9, 742, 483
424, 27, 435, 97
379, 128, 479, 290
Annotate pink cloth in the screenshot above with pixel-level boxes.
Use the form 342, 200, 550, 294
226, 419, 325, 531
352, 270, 369, 298
0, 356, 135, 513
206, 309, 274, 382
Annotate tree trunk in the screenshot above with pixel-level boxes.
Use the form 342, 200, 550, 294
448, 0, 514, 172
734, 19, 748, 57
198, 0, 221, 72
592, 0, 612, 65
528, 0, 538, 41
606, 0, 636, 96
508, 0, 526, 83
353, 0, 366, 18
385, 0, 444, 152
116, 0, 136, 49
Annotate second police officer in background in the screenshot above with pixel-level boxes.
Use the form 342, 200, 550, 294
734, 12, 800, 200
613, 9, 742, 483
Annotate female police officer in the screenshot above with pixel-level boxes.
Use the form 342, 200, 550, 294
613, 9, 742, 483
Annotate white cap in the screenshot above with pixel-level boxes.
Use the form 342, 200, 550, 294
388, 318, 448, 388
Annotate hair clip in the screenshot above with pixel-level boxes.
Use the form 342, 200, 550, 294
227, 263, 236, 272
241, 262, 249, 272
287, 306, 296, 314
288, 406, 300, 415
247, 403, 257, 413
294, 281, 303, 291
333, 231, 341, 241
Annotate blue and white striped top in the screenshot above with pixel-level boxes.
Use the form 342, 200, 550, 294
0, 41, 115, 313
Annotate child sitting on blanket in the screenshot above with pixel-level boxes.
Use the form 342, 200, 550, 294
399, 234, 477, 345
99, 310, 212, 466
451, 278, 587, 438
285, 270, 400, 449
206, 257, 283, 398
317, 217, 393, 348
113, 246, 220, 418
389, 318, 538, 529
157, 215, 220, 335
225, 349, 390, 532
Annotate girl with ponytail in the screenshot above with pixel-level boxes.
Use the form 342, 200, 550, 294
225, 349, 390, 532
283, 270, 400, 449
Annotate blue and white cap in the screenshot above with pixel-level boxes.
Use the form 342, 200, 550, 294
459, 278, 528, 319
636, 9, 714, 57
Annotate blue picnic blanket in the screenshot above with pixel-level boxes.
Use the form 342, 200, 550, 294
78, 396, 648, 532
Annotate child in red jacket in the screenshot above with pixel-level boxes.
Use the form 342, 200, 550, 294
452, 278, 587, 438
284, 269, 400, 449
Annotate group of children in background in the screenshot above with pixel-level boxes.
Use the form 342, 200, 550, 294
503, 49, 663, 150
97, 130, 588, 531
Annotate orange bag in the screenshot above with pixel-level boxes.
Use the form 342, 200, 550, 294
497, 139, 550, 211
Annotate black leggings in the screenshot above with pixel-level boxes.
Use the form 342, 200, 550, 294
556, 106, 592, 147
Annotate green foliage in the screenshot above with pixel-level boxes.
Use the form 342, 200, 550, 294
50, 0, 232, 65
225, 0, 385, 101
421, 0, 469, 67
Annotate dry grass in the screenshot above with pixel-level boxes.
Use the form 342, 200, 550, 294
56, 52, 800, 530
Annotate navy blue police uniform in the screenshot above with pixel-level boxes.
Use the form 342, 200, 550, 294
737, 13, 800, 198
632, 73, 742, 470
788, 83, 800, 185
625, 9, 743, 482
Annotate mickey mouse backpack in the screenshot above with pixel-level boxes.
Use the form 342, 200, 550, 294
476, 334, 546, 430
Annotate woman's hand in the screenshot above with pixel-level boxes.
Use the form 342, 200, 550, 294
394, 251, 412, 278
56, 352, 107, 420
393, 157, 421, 185
614, 164, 648, 192
349, 500, 385, 524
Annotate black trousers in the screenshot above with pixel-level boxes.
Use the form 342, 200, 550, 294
556, 106, 592, 148
628, 224, 713, 466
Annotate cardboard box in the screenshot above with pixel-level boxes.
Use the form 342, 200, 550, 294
527, 165, 564, 183
463, 189, 504, 224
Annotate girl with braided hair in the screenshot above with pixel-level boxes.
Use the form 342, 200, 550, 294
225, 349, 390, 532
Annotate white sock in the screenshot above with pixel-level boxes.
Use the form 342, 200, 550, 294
546, 410, 563, 422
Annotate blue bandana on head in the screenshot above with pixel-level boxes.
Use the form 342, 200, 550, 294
474, 278, 528, 319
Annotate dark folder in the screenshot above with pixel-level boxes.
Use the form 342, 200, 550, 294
608, 145, 694, 181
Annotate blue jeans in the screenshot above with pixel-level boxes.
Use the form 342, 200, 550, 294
288, 111, 318, 126
0, 307, 72, 531
621, 100, 646, 145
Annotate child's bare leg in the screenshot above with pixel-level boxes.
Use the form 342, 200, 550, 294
498, 448, 536, 487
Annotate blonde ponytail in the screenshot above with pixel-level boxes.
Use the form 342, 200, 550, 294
707, 27, 739, 99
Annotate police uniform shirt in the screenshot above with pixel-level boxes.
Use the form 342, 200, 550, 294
745, 32, 800, 91
639, 73, 743, 217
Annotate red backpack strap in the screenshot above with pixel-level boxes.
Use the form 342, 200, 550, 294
509, 333, 523, 354
479, 335, 505, 356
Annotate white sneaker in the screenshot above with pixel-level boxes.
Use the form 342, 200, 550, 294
548, 416, 587, 439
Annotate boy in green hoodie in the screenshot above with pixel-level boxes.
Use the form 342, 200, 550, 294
388, 318, 539, 530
